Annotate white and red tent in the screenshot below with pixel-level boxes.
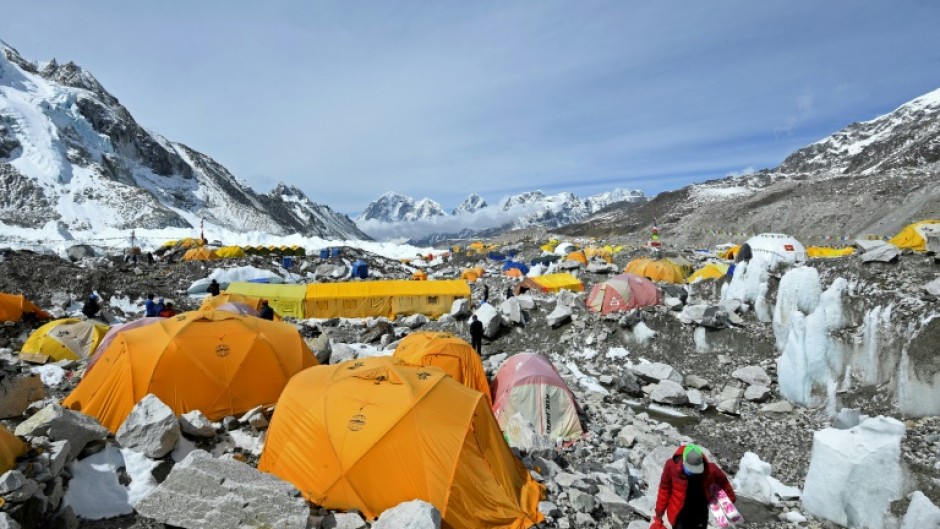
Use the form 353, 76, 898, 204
585, 273, 662, 314
491, 353, 583, 443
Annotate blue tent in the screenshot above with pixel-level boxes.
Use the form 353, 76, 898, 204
351, 260, 369, 279
487, 251, 506, 262
502, 261, 530, 275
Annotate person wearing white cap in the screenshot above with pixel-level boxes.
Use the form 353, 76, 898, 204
651, 443, 736, 529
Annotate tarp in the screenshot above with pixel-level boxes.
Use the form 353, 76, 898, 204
687, 263, 730, 284
63, 310, 317, 432
225, 282, 307, 319
491, 353, 582, 442
514, 273, 583, 295
215, 246, 247, 259
488, 251, 507, 262
305, 280, 471, 319
888, 220, 940, 251
585, 273, 662, 314
22, 318, 109, 362
0, 424, 26, 475
182, 247, 219, 261
393, 331, 492, 405
624, 257, 689, 284
258, 357, 544, 528
0, 293, 51, 322
806, 246, 856, 258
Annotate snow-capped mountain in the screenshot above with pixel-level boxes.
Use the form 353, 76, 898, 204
356, 192, 446, 223
561, 86, 940, 242
452, 193, 487, 215
0, 42, 367, 240
501, 189, 647, 229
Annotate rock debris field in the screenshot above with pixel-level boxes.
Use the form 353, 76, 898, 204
0, 239, 939, 529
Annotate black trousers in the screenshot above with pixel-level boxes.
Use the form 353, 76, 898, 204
471, 337, 482, 354
673, 518, 707, 529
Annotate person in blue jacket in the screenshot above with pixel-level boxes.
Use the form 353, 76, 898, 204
144, 294, 158, 317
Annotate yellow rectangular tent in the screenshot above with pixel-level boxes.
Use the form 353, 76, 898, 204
305, 280, 471, 319
225, 283, 307, 319
517, 273, 584, 294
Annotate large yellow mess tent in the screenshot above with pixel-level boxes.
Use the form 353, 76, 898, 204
0, 293, 50, 322
215, 246, 247, 259
182, 247, 219, 261
224, 283, 307, 319
1, 424, 26, 475
258, 357, 544, 529
305, 280, 471, 319
393, 332, 492, 405
625, 257, 690, 284
22, 318, 109, 362
514, 273, 584, 295
806, 246, 856, 259
888, 220, 940, 251
63, 310, 317, 432
687, 263, 730, 284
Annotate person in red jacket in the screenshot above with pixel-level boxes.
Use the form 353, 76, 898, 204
158, 302, 177, 318
652, 444, 735, 529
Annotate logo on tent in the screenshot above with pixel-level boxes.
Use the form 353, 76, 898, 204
347, 361, 364, 370
348, 414, 367, 432
215, 344, 231, 357
417, 371, 431, 380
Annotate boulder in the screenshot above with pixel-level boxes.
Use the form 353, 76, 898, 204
716, 386, 743, 415
678, 304, 708, 325
475, 303, 502, 338
450, 299, 471, 318
900, 491, 940, 529
499, 298, 523, 325
596, 484, 631, 518
321, 513, 367, 529
0, 374, 45, 419
372, 500, 442, 529
179, 410, 217, 438
66, 244, 96, 262
649, 380, 688, 405
555, 289, 577, 308
803, 416, 905, 529
305, 331, 331, 365
632, 363, 683, 384
15, 404, 108, 459
744, 385, 771, 402
134, 450, 309, 529
116, 394, 180, 458
0, 513, 20, 529
402, 314, 428, 329
685, 374, 711, 389
760, 401, 794, 414
732, 365, 772, 387
240, 407, 269, 430
860, 244, 900, 264
854, 239, 886, 252
515, 294, 536, 310
546, 304, 572, 328
0, 470, 39, 502
925, 278, 940, 297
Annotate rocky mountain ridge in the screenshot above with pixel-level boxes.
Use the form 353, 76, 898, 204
0, 41, 368, 241
561, 87, 940, 243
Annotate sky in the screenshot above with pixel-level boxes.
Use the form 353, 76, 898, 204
2, 1, 939, 216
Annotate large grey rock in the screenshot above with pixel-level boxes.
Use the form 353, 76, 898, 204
321, 513, 367, 529
402, 314, 428, 329
632, 363, 683, 384
499, 298, 523, 325
0, 375, 45, 419
515, 294, 536, 310
475, 303, 502, 338
628, 446, 676, 518
732, 365, 772, 387
14, 404, 107, 459
678, 304, 708, 325
760, 401, 794, 414
372, 500, 442, 529
66, 244, 96, 262
306, 331, 332, 364
860, 243, 900, 263
685, 374, 711, 389
329, 343, 359, 364
597, 484, 631, 518
0, 512, 21, 529
179, 410, 217, 438
39, 440, 71, 476
744, 385, 771, 402
135, 450, 309, 529
854, 239, 886, 252
116, 394, 180, 458
925, 278, 940, 297
0, 470, 39, 502
649, 380, 689, 405
716, 386, 744, 415
450, 298, 471, 318
546, 304, 572, 328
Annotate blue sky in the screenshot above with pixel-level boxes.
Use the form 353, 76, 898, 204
2, 1, 939, 215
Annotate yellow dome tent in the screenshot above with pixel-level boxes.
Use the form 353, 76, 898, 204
182, 247, 219, 261
888, 220, 940, 252
0, 293, 51, 322
22, 318, 109, 362
514, 273, 584, 295
215, 246, 247, 259
179, 238, 204, 249
393, 332, 492, 406
625, 257, 689, 284
718, 245, 741, 260
1, 424, 27, 475
583, 247, 613, 263
258, 357, 544, 529
461, 267, 485, 282
63, 310, 318, 432
687, 263, 730, 284
806, 246, 855, 259
564, 250, 588, 265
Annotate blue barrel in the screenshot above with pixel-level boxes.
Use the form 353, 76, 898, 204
330, 247, 341, 258
319, 248, 329, 259
282, 256, 294, 269
726, 264, 736, 277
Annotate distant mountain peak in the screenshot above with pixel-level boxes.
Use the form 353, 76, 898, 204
453, 193, 488, 215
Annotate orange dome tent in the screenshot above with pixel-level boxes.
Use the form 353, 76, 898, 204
461, 267, 485, 282
393, 332, 492, 405
1, 424, 27, 475
63, 310, 317, 432
0, 293, 51, 322
182, 247, 219, 261
258, 357, 544, 529
199, 292, 264, 312
624, 257, 689, 284
412, 270, 428, 281
564, 250, 588, 265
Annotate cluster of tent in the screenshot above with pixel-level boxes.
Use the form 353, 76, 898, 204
43, 304, 582, 527
178, 244, 308, 261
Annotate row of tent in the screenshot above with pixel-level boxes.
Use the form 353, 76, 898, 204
180, 245, 308, 261
44, 308, 574, 527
